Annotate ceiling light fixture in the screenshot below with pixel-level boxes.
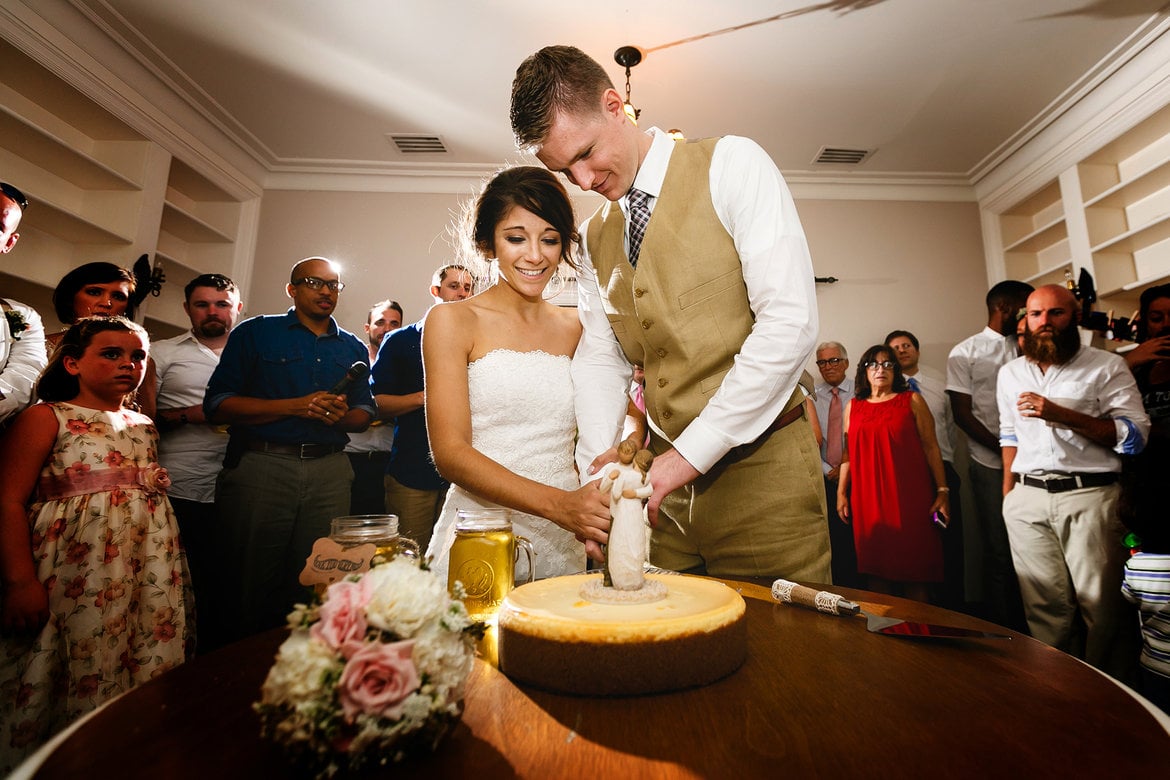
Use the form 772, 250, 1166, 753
614, 46, 643, 125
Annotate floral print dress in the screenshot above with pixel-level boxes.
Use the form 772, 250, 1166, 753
0, 402, 192, 772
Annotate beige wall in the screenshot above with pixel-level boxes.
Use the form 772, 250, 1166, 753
246, 190, 465, 341
241, 191, 989, 378
798, 199, 989, 379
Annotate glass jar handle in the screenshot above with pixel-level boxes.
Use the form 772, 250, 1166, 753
514, 535, 536, 583
397, 537, 421, 562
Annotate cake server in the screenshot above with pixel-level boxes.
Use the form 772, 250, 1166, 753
771, 580, 1010, 639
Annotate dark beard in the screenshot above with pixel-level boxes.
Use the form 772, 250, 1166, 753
196, 321, 226, 339
1023, 323, 1080, 365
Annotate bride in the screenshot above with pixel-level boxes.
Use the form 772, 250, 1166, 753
423, 166, 610, 582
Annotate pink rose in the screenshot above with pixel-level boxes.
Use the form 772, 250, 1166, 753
337, 640, 419, 722
137, 463, 171, 495
311, 579, 372, 652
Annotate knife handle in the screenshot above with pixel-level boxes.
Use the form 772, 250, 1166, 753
772, 579, 855, 615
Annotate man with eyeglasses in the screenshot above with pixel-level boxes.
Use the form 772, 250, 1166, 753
145, 272, 243, 651
205, 257, 376, 640
813, 341, 858, 587
0, 181, 46, 428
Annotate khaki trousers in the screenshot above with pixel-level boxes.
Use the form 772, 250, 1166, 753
650, 416, 831, 581
384, 474, 446, 554
1003, 481, 1135, 679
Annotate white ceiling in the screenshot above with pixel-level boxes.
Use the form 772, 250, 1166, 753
71, 0, 1170, 188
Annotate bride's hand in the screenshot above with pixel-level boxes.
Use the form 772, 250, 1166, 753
557, 482, 611, 548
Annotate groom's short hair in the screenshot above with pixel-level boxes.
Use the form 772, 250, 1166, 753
510, 45, 614, 151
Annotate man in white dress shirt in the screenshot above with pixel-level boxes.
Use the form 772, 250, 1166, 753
149, 273, 242, 650
0, 181, 46, 427
998, 284, 1148, 678
947, 280, 1033, 630
813, 341, 858, 587
886, 329, 964, 609
511, 46, 829, 580
344, 298, 401, 514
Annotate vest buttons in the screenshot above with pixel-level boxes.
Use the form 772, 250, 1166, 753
641, 319, 653, 330
661, 410, 673, 420
634, 288, 645, 298
657, 378, 668, 388
656, 348, 666, 358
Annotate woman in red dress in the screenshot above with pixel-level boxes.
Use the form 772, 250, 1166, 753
836, 345, 950, 603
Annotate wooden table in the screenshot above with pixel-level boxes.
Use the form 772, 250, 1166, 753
28, 579, 1170, 778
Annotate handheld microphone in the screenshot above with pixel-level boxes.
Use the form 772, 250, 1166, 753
327, 361, 369, 395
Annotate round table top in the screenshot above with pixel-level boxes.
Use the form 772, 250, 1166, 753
28, 578, 1170, 778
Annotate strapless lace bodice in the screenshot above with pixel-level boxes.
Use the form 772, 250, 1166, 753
426, 349, 584, 582
467, 349, 577, 490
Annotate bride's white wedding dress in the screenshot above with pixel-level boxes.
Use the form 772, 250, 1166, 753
426, 349, 584, 583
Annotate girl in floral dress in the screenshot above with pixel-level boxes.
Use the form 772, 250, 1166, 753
0, 316, 191, 771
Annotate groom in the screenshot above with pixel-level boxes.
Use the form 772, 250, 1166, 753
510, 46, 830, 581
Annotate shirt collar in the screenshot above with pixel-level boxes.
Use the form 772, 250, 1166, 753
623, 127, 674, 206
282, 307, 339, 336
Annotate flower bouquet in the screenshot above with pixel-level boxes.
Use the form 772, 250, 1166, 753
255, 558, 479, 777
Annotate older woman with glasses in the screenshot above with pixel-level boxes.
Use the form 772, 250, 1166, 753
836, 344, 950, 603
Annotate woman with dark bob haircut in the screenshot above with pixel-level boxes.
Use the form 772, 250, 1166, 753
836, 344, 950, 603
47, 262, 136, 353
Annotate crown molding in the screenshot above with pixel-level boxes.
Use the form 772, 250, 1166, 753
975, 19, 1170, 212
2, 1, 263, 199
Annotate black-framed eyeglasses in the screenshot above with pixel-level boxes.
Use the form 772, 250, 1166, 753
864, 360, 896, 370
293, 276, 344, 292
0, 182, 28, 211
815, 357, 844, 367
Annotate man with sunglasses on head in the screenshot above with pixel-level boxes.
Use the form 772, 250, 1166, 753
813, 341, 858, 587
205, 257, 375, 640
0, 181, 47, 428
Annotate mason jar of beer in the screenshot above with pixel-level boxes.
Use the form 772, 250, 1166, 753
329, 514, 420, 567
448, 509, 534, 620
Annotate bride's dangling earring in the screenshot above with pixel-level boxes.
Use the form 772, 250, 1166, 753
542, 264, 566, 301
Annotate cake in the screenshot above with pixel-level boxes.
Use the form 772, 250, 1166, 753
497, 573, 747, 696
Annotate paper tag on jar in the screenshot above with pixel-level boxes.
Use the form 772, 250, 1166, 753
299, 537, 377, 588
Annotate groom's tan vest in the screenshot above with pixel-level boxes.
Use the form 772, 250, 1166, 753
586, 137, 801, 442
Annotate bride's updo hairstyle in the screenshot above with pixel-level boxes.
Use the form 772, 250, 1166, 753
466, 166, 579, 272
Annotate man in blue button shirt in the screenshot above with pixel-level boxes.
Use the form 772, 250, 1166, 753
205, 257, 376, 638
372, 264, 472, 554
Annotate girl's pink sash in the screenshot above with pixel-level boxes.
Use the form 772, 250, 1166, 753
38, 465, 148, 501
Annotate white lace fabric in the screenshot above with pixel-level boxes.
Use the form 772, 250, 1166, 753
427, 350, 584, 583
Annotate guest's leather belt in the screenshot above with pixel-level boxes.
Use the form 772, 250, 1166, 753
247, 440, 345, 459
347, 450, 391, 460
1015, 472, 1118, 492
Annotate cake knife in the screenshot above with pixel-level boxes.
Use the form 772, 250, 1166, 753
771, 580, 1011, 639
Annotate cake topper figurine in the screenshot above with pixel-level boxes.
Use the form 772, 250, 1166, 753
599, 440, 653, 590
578, 442, 668, 606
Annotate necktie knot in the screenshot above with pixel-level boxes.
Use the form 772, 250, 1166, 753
907, 377, 920, 393
627, 188, 652, 267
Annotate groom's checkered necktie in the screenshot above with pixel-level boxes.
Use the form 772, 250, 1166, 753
627, 188, 652, 267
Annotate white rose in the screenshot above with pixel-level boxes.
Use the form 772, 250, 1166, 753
364, 559, 449, 638
259, 629, 340, 706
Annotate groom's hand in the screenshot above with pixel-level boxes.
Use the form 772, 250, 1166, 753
587, 446, 619, 476
646, 448, 700, 527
